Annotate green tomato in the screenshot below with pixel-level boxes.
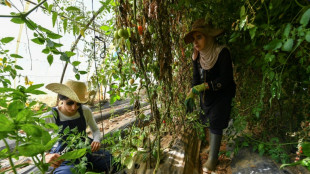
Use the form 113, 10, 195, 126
152, 33, 158, 40
114, 31, 120, 39
118, 29, 123, 37
122, 29, 129, 39
148, 25, 154, 33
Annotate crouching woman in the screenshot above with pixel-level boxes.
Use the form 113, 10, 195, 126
43, 80, 112, 174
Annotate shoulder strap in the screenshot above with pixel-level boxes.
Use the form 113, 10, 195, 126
52, 107, 60, 124
77, 105, 84, 118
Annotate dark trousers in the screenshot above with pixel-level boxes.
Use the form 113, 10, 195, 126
53, 149, 112, 174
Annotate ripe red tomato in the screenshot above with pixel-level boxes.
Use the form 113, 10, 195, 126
138, 26, 143, 35
162, 120, 166, 124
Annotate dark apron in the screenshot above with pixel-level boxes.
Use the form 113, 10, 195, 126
50, 107, 112, 174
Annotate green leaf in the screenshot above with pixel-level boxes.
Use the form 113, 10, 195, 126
0, 115, 14, 131
27, 90, 46, 95
65, 51, 76, 57
10, 69, 17, 79
42, 48, 50, 54
75, 16, 85, 21
258, 143, 265, 156
25, 19, 37, 30
60, 53, 69, 61
8, 101, 24, 117
10, 54, 23, 58
11, 17, 24, 24
263, 39, 282, 51
44, 123, 58, 131
0, 87, 15, 93
38, 25, 52, 33
44, 137, 58, 151
21, 124, 43, 137
17, 143, 45, 157
52, 12, 57, 27
283, 23, 291, 38
72, 61, 81, 66
66, 6, 80, 12
239, 15, 247, 29
25, 83, 44, 93
100, 25, 110, 31
48, 4, 53, 13
264, 53, 275, 62
229, 32, 240, 43
0, 148, 9, 158
34, 129, 51, 145
280, 160, 302, 169
302, 142, 310, 157
47, 54, 53, 65
31, 38, 45, 45
110, 94, 117, 104
268, 71, 275, 80
43, 2, 48, 9
47, 32, 62, 39
14, 65, 23, 70
58, 148, 87, 160
63, 19, 68, 33
53, 43, 63, 48
85, 172, 100, 174
300, 8, 310, 27
240, 5, 245, 18
1, 37, 14, 44
249, 27, 257, 40
242, 141, 249, 147
79, 71, 87, 74
123, 155, 133, 169
126, 39, 131, 50
51, 48, 61, 55
281, 38, 293, 52
305, 31, 310, 42
0, 99, 8, 108
75, 74, 80, 80
46, 39, 54, 47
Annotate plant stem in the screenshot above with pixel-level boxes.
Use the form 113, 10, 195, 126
153, 132, 161, 174
24, 0, 47, 17
294, 0, 307, 8
3, 139, 17, 174
263, 2, 270, 25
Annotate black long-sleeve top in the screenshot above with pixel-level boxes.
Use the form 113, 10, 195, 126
192, 48, 236, 106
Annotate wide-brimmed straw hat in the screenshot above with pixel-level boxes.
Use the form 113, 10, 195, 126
184, 18, 224, 44
46, 80, 89, 103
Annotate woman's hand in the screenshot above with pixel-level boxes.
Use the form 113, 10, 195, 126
91, 141, 101, 152
192, 48, 199, 61
45, 153, 64, 168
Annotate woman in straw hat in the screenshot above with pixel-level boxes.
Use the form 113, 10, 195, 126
42, 80, 112, 173
184, 18, 236, 171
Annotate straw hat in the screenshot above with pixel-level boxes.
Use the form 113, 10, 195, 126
46, 80, 89, 103
184, 18, 224, 44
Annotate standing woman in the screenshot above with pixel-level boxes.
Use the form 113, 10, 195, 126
184, 19, 236, 171
43, 80, 112, 174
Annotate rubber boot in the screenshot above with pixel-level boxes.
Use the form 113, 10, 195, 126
205, 132, 222, 171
